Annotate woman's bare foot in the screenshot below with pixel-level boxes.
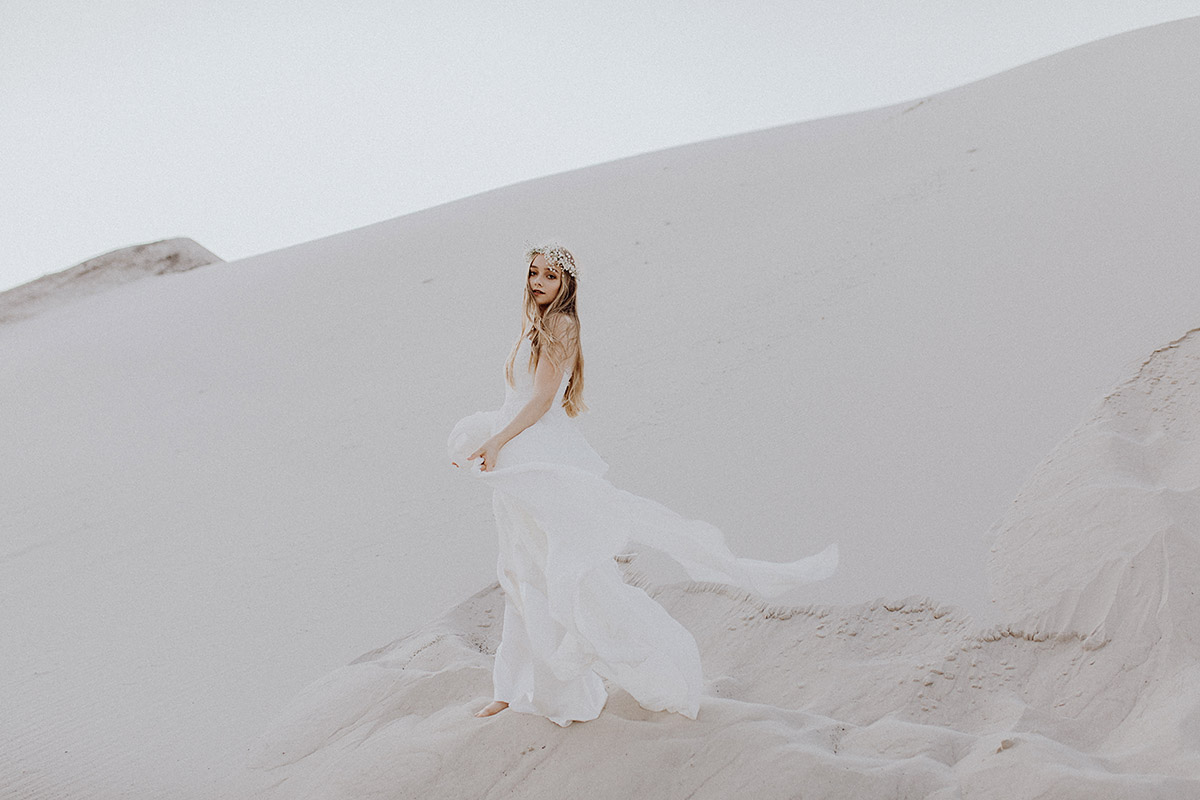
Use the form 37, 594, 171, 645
475, 700, 509, 718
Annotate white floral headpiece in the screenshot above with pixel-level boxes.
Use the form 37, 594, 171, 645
526, 243, 578, 279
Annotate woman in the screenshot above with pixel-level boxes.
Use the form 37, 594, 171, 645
449, 244, 837, 726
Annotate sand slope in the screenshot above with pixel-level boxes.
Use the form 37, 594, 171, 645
3, 16, 1200, 799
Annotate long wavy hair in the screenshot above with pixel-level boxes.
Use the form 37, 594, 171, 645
504, 248, 586, 416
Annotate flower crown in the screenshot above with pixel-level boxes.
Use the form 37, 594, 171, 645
526, 243, 578, 279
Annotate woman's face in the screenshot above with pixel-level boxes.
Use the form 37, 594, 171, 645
528, 254, 562, 308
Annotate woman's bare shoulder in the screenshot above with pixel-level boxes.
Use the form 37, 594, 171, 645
543, 312, 579, 337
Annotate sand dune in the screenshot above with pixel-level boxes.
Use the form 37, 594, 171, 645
3, 16, 1199, 799
0, 237, 222, 325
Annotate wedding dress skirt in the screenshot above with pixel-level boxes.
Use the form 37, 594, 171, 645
449, 337, 837, 726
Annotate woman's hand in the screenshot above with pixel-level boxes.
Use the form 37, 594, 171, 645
469, 436, 502, 472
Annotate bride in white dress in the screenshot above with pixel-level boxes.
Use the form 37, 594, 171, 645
448, 244, 837, 726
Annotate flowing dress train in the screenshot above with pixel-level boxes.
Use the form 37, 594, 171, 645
449, 337, 837, 726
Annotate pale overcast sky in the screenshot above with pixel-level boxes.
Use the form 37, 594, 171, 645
2, 1, 1198, 291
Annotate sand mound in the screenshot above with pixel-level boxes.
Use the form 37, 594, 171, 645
0, 237, 222, 324
986, 327, 1200, 780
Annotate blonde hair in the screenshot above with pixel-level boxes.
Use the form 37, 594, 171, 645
504, 247, 586, 416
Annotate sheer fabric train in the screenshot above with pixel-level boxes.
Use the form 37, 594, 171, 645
449, 337, 837, 726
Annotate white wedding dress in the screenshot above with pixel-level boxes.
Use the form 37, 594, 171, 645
449, 336, 837, 726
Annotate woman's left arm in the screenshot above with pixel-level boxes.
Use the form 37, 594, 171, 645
470, 354, 564, 471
